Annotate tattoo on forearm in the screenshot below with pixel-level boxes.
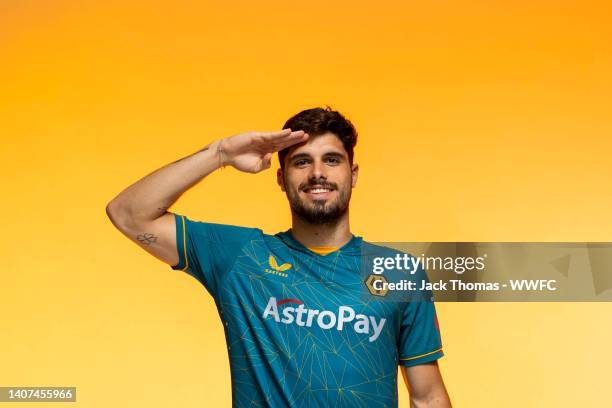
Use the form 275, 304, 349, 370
137, 233, 158, 245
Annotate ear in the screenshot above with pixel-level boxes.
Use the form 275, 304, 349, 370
277, 168, 286, 192
351, 162, 359, 188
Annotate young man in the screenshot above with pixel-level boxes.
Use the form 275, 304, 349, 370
106, 107, 451, 407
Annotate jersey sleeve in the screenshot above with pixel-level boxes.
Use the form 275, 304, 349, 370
398, 299, 444, 367
170, 213, 260, 300
398, 262, 444, 367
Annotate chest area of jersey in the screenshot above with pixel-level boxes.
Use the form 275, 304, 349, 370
219, 243, 399, 344
230, 241, 363, 285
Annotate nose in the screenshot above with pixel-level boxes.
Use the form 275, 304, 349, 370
309, 158, 327, 181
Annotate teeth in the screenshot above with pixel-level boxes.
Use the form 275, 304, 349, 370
309, 188, 330, 193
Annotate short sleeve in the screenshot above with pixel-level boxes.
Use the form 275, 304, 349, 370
171, 213, 260, 300
398, 296, 444, 366
397, 260, 444, 367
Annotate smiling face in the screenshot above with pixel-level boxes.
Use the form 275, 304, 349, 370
277, 132, 359, 225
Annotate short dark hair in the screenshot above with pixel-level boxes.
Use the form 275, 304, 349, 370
279, 106, 358, 170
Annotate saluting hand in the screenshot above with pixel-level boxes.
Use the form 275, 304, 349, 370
219, 129, 309, 173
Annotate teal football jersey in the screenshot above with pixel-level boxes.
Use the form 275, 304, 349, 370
171, 213, 444, 407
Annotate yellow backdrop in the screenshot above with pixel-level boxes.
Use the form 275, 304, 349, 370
1, 1, 610, 407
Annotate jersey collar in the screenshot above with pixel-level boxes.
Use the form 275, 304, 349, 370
275, 229, 363, 256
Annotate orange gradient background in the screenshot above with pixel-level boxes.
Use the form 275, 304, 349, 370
1, 1, 611, 407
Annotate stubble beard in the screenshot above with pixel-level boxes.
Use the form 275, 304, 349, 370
286, 179, 352, 225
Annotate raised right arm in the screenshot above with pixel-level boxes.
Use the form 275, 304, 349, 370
105, 129, 308, 267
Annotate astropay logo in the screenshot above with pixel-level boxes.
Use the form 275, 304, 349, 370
262, 297, 386, 342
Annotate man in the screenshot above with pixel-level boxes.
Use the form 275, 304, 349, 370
106, 106, 451, 407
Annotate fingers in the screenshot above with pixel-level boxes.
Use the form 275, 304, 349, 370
257, 129, 290, 141
254, 128, 309, 154
272, 131, 309, 152
261, 152, 273, 170
259, 128, 305, 142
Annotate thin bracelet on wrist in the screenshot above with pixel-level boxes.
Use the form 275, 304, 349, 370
216, 139, 229, 169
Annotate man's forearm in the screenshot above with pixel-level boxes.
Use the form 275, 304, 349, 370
401, 364, 451, 408
106, 139, 226, 224
409, 388, 452, 408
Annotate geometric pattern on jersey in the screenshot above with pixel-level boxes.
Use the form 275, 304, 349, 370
170, 213, 444, 408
